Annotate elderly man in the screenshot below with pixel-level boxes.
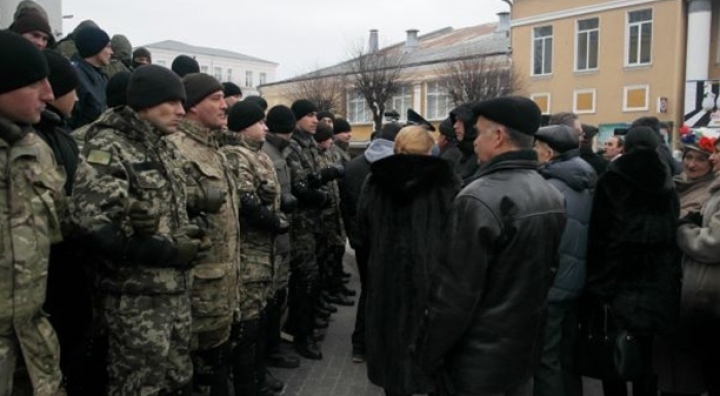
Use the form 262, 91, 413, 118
418, 96, 566, 396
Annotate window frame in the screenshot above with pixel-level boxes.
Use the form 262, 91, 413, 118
531, 93, 552, 115
623, 84, 650, 112
259, 72, 267, 85
625, 8, 653, 67
573, 88, 597, 115
531, 25, 554, 76
245, 70, 254, 87
575, 17, 600, 72
425, 81, 454, 121
386, 85, 413, 121
347, 91, 372, 124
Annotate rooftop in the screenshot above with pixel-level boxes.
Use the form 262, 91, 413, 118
141, 40, 278, 66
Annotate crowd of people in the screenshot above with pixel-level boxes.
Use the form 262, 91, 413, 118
3, 2, 720, 396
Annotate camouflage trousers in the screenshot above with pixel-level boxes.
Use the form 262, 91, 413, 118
104, 293, 192, 396
0, 315, 64, 396
238, 281, 272, 323
289, 231, 318, 284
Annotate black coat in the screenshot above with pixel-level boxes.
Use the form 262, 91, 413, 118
35, 106, 80, 195
579, 145, 609, 175
585, 149, 681, 334
359, 154, 460, 394
439, 141, 462, 176
417, 150, 566, 395
70, 54, 108, 129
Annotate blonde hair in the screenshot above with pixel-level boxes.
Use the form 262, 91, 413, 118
393, 126, 435, 155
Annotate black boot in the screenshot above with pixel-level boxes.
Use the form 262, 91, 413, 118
264, 369, 284, 392
337, 283, 357, 297
267, 350, 300, 369
325, 292, 355, 306
314, 317, 329, 329
318, 297, 337, 313
294, 335, 323, 360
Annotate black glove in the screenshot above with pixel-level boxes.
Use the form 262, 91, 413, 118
320, 164, 344, 181
280, 193, 298, 213
128, 201, 159, 237
307, 172, 324, 189
679, 211, 703, 227
240, 192, 286, 233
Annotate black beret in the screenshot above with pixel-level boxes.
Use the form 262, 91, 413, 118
471, 96, 542, 136
535, 125, 579, 153
266, 105, 296, 134
228, 101, 265, 132
44, 49, 78, 98
127, 65, 186, 111
0, 30, 48, 95
313, 123, 333, 143
333, 118, 352, 134
291, 99, 317, 120
182, 73, 223, 111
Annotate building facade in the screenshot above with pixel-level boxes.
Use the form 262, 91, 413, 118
512, 0, 720, 144
142, 40, 278, 96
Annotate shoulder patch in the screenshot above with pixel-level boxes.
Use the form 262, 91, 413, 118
86, 149, 112, 166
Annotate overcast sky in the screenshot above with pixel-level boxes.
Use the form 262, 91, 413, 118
62, 0, 510, 80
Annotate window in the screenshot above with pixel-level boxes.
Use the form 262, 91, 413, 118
425, 81, 453, 120
576, 18, 599, 71
200, 65, 208, 73
226, 68, 232, 83
213, 67, 222, 81
245, 71, 253, 87
573, 88, 596, 114
623, 85, 650, 112
347, 91, 371, 124
532, 25, 553, 75
386, 85, 412, 120
626, 9, 652, 66
531, 93, 551, 115
259, 73, 267, 85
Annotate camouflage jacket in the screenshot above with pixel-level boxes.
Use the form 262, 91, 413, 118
316, 147, 346, 243
262, 133, 292, 290
220, 134, 280, 286
102, 59, 131, 80
330, 140, 351, 168
285, 130, 322, 234
71, 107, 116, 151
0, 117, 66, 322
166, 119, 241, 331
71, 106, 192, 295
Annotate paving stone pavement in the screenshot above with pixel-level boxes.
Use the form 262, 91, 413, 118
270, 247, 607, 396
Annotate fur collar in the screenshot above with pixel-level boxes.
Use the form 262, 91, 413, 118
369, 154, 459, 201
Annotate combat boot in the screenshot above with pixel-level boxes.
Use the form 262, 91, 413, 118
293, 335, 323, 360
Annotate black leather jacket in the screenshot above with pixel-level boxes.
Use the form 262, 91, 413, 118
417, 150, 566, 395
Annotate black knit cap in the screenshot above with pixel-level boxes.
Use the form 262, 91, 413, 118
535, 125, 579, 153
0, 30, 48, 95
44, 50, 78, 98
471, 96, 542, 136
244, 95, 268, 111
171, 55, 199, 77
182, 73, 223, 111
75, 26, 110, 58
317, 111, 335, 122
313, 123, 333, 143
222, 82, 242, 98
228, 101, 265, 132
266, 105, 296, 134
333, 118, 351, 135
133, 47, 151, 60
624, 126, 660, 153
106, 71, 131, 107
127, 65, 186, 111
291, 99, 317, 120
9, 10, 54, 46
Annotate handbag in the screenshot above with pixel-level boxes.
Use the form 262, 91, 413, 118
574, 303, 621, 380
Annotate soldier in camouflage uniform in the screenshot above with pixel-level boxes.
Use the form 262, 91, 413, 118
53, 20, 99, 59
262, 105, 301, 369
166, 73, 240, 396
71, 65, 201, 396
102, 34, 133, 79
220, 101, 288, 395
0, 30, 66, 396
285, 100, 343, 360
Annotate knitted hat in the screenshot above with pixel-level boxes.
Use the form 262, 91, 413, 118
9, 9, 54, 46
471, 96, 542, 136
317, 110, 335, 122
106, 71, 131, 107
291, 99, 317, 120
0, 30, 48, 95
624, 127, 660, 153
266, 105, 296, 134
535, 125, 579, 153
228, 101, 265, 132
333, 118, 351, 135
313, 123, 333, 143
182, 73, 223, 111
244, 95, 268, 111
44, 49, 78, 98
75, 26, 110, 58
127, 65, 186, 111
171, 55, 199, 77
222, 82, 242, 98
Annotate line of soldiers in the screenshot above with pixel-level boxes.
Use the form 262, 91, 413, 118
0, 26, 355, 396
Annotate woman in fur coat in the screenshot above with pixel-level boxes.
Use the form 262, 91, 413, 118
358, 126, 461, 396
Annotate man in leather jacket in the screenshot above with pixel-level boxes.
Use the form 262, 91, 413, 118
417, 96, 566, 396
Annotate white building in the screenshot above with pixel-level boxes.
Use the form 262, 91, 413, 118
142, 40, 278, 96
0, 0, 63, 38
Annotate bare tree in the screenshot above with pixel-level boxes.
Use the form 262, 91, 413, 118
440, 55, 524, 106
347, 45, 405, 133
287, 74, 347, 113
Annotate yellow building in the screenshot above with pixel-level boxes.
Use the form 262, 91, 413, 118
512, 0, 720, 144
260, 16, 512, 141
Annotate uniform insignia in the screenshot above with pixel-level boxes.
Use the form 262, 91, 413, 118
86, 149, 112, 166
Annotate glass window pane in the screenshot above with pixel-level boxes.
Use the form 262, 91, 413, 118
534, 39, 543, 74
577, 32, 588, 70
629, 25, 639, 64
588, 31, 599, 69
629, 9, 652, 23
640, 23, 652, 63
578, 18, 598, 31
544, 38, 553, 73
